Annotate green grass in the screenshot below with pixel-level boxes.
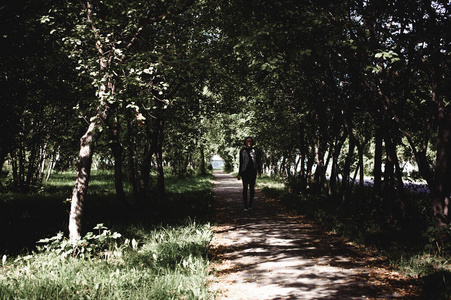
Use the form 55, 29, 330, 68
0, 220, 212, 299
0, 171, 215, 299
256, 175, 285, 190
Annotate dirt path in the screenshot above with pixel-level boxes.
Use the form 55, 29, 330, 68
208, 171, 418, 299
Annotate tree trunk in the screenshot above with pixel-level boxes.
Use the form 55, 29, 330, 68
68, 120, 99, 243
313, 139, 327, 193
18, 138, 25, 191
306, 150, 315, 191
299, 124, 307, 190
374, 125, 383, 193
431, 110, 451, 225
155, 117, 165, 196
271, 149, 278, 177
46, 150, 59, 182
37, 145, 47, 184
11, 149, 18, 190
0, 155, 6, 192
126, 118, 139, 202
358, 144, 364, 187
199, 145, 206, 175
329, 133, 346, 195
430, 35, 450, 225
110, 122, 126, 204
138, 143, 153, 203
342, 137, 355, 193
25, 143, 38, 189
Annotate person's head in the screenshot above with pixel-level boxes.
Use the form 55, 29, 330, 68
244, 136, 254, 148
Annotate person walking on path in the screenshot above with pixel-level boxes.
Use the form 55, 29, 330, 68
237, 136, 262, 211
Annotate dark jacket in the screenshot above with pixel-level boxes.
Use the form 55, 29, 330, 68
238, 147, 262, 177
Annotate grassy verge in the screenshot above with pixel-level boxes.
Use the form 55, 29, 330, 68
0, 220, 212, 299
0, 171, 215, 299
258, 177, 451, 298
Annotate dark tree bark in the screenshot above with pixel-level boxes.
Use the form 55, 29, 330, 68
11, 148, 18, 190
329, 132, 346, 195
18, 137, 25, 191
374, 125, 383, 193
110, 121, 126, 205
431, 110, 451, 225
69, 120, 99, 243
126, 118, 139, 202
313, 138, 327, 193
199, 144, 206, 176
342, 132, 355, 193
305, 150, 315, 191
155, 117, 165, 196
138, 143, 153, 203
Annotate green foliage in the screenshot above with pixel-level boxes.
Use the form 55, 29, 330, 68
36, 224, 125, 260
423, 225, 451, 256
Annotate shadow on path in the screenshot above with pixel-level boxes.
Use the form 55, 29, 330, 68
209, 171, 417, 300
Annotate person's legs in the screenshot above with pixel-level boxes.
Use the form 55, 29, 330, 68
249, 176, 256, 208
242, 179, 249, 209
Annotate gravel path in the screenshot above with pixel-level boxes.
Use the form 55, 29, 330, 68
208, 171, 417, 299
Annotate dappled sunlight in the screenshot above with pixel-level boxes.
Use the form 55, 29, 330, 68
210, 172, 415, 299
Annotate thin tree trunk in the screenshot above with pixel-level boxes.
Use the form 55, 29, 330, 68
38, 145, 47, 184
18, 137, 25, 191
384, 137, 398, 189
25, 141, 38, 189
358, 144, 364, 187
342, 137, 355, 193
46, 150, 59, 182
126, 118, 139, 202
110, 122, 126, 204
11, 148, 18, 190
374, 125, 383, 193
155, 117, 165, 196
329, 133, 346, 195
306, 150, 315, 191
313, 139, 327, 193
271, 149, 278, 177
199, 144, 206, 175
69, 120, 100, 243
0, 155, 6, 192
299, 125, 307, 190
138, 143, 153, 203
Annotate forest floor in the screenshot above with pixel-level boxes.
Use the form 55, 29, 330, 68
208, 171, 420, 299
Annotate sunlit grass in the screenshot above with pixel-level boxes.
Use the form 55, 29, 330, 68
0, 220, 212, 299
395, 253, 451, 277
0, 171, 215, 299
256, 175, 285, 190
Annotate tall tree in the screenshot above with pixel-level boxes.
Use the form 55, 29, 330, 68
42, 0, 197, 242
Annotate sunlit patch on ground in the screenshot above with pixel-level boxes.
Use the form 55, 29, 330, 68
209, 171, 419, 299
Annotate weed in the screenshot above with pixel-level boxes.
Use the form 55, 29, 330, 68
36, 223, 126, 260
